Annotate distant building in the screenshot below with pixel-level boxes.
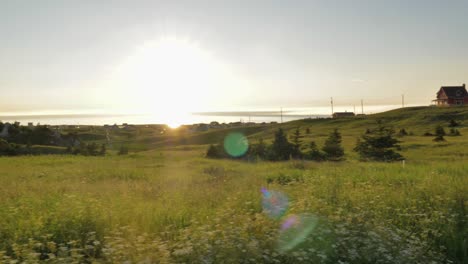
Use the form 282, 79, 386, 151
0, 123, 11, 138
209, 121, 221, 129
433, 84, 468, 106
333, 112, 355, 118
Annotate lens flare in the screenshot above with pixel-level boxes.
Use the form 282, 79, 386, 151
261, 188, 289, 219
278, 214, 319, 253
223, 132, 249, 157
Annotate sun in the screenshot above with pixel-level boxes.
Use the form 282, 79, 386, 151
167, 122, 181, 129
116, 37, 223, 124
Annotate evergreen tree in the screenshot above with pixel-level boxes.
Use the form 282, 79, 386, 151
398, 128, 408, 136
306, 141, 324, 161
87, 142, 99, 156
322, 129, 345, 161
290, 128, 304, 158
99, 144, 107, 156
449, 128, 461, 136
354, 124, 403, 161
118, 145, 129, 155
270, 128, 294, 161
448, 119, 459, 127
249, 138, 268, 159
433, 125, 446, 142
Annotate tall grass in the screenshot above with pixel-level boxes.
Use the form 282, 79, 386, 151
0, 142, 466, 263
0, 106, 467, 263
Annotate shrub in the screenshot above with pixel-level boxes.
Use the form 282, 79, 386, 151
266, 172, 304, 185
206, 144, 223, 159
449, 128, 461, 136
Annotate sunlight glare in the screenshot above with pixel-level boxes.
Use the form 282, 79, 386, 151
116, 37, 224, 122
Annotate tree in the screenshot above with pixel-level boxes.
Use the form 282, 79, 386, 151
30, 125, 54, 145
118, 145, 129, 155
290, 128, 304, 158
87, 143, 99, 156
0, 139, 18, 156
433, 125, 446, 142
305, 128, 311, 134
99, 144, 107, 156
449, 128, 461, 136
354, 124, 403, 161
269, 128, 294, 161
306, 141, 324, 161
68, 132, 80, 147
248, 138, 268, 160
398, 128, 408, 136
322, 129, 345, 161
448, 119, 460, 127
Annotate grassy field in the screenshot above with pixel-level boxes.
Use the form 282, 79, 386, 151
0, 106, 467, 263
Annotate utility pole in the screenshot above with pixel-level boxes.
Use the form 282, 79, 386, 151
331, 97, 334, 116
402, 94, 405, 108
361, 99, 364, 115
280, 107, 283, 123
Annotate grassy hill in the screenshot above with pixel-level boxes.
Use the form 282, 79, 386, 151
0, 106, 466, 263
101, 106, 467, 153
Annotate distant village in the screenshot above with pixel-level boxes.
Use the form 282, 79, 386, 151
1, 83, 467, 151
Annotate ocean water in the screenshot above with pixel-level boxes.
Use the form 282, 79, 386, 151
0, 105, 407, 126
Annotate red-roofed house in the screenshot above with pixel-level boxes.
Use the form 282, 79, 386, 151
432, 84, 468, 106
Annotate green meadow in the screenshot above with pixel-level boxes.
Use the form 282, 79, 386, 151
0, 106, 467, 263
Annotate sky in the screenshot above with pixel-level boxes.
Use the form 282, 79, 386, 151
1, 0, 468, 116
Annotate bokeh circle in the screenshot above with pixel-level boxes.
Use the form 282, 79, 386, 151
223, 132, 249, 157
